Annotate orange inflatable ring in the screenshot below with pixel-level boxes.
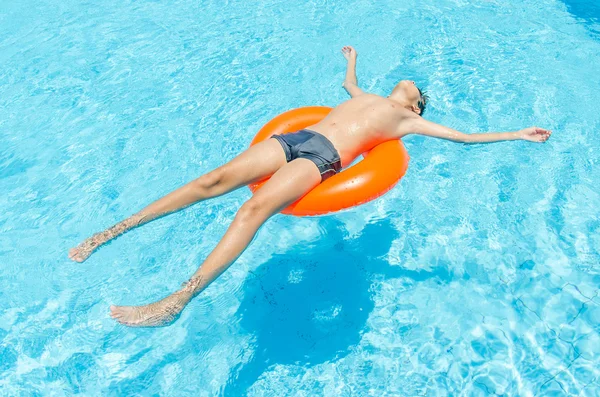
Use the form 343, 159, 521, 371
249, 106, 410, 216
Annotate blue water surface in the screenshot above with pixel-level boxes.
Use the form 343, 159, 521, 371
1, 0, 600, 395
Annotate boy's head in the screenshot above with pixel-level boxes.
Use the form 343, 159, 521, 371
390, 80, 428, 116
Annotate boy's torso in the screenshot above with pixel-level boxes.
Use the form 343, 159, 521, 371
308, 94, 414, 167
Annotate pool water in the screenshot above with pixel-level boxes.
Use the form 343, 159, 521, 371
1, 0, 600, 395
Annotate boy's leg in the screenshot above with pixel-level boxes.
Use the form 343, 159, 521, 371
69, 138, 287, 262
109, 158, 322, 327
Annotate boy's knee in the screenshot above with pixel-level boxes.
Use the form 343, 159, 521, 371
237, 199, 269, 222
195, 168, 225, 192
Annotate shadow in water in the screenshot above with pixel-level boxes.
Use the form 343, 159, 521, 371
222, 217, 453, 396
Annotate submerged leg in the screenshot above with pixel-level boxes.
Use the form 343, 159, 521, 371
110, 159, 321, 327
69, 139, 286, 262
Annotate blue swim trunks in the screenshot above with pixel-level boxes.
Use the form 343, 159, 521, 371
271, 129, 342, 182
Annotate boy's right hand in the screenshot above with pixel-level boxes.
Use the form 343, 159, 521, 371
341, 46, 358, 62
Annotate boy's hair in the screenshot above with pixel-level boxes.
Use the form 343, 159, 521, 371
417, 87, 429, 116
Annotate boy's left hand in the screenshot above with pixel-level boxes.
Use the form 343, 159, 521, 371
519, 127, 552, 142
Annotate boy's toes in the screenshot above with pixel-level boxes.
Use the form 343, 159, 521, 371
68, 248, 79, 260
68, 247, 90, 262
110, 305, 125, 319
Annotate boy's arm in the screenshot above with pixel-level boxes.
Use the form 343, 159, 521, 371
404, 117, 552, 143
341, 46, 365, 98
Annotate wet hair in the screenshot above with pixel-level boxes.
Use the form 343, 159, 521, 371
417, 87, 429, 116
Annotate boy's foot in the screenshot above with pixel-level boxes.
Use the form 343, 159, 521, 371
109, 291, 191, 327
68, 236, 103, 262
